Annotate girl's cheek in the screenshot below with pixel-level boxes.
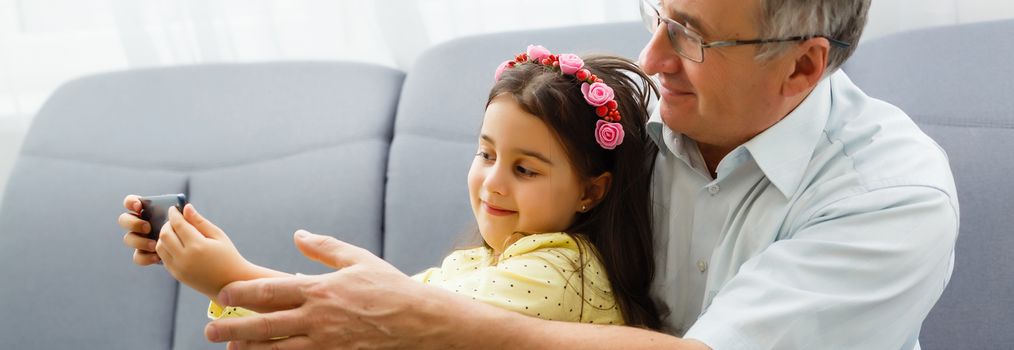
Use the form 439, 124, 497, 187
467, 166, 486, 200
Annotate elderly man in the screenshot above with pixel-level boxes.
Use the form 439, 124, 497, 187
128, 0, 958, 348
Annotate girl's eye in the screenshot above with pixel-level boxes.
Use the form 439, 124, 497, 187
476, 151, 494, 161
515, 165, 538, 177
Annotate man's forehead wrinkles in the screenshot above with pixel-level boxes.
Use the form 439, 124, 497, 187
662, 0, 712, 37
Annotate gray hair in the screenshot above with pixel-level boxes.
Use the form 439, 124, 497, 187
755, 0, 871, 73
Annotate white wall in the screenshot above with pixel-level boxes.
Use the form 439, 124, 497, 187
864, 0, 1014, 41
0, 117, 27, 198
1, 0, 1013, 200
0, 0, 640, 200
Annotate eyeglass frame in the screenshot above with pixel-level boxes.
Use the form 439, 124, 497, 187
639, 0, 851, 63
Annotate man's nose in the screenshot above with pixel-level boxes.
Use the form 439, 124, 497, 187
639, 25, 684, 76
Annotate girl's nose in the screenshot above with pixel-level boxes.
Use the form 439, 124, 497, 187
482, 163, 509, 196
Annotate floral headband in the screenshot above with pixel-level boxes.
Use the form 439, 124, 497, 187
494, 45, 624, 150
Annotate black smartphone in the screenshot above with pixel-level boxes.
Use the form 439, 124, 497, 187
138, 194, 188, 240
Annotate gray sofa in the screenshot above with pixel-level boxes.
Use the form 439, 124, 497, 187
0, 20, 1010, 349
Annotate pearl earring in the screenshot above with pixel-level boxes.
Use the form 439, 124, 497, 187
581, 205, 588, 212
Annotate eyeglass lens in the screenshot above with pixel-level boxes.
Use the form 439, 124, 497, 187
640, 0, 703, 62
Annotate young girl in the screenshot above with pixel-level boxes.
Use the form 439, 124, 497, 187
119, 44, 662, 328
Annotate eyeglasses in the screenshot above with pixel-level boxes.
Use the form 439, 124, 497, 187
639, 0, 851, 63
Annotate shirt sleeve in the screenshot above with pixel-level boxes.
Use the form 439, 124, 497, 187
685, 186, 958, 350
412, 267, 439, 283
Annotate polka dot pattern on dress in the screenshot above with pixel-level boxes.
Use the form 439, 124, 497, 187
411, 232, 623, 325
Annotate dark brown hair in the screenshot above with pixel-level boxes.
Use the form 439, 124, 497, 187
486, 55, 661, 329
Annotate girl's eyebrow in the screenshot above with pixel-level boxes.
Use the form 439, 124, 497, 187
480, 134, 554, 166
517, 149, 554, 166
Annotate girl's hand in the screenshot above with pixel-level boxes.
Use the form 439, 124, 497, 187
155, 204, 258, 301
119, 195, 160, 266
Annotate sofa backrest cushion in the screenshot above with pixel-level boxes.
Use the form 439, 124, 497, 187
0, 62, 404, 349
843, 19, 1014, 349
384, 22, 651, 274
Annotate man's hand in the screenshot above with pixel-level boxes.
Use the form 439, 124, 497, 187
203, 231, 710, 350
204, 230, 454, 350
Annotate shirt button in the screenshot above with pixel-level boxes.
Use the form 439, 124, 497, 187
707, 184, 720, 195
697, 259, 708, 273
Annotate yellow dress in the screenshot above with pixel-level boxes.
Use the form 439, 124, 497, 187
209, 232, 623, 325
412, 232, 622, 324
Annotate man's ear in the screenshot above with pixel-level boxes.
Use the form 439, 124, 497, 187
781, 37, 830, 97
580, 172, 613, 212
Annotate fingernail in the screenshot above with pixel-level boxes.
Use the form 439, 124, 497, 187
133, 201, 142, 212
142, 223, 151, 233
295, 230, 308, 239
148, 241, 157, 251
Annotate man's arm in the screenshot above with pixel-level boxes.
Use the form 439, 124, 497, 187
426, 287, 710, 350
204, 230, 710, 350
486, 308, 710, 350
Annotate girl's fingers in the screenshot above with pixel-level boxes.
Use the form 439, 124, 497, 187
155, 236, 175, 265
183, 204, 227, 240
123, 194, 142, 212
123, 232, 157, 252
118, 212, 150, 233
159, 220, 184, 251
132, 250, 161, 266
168, 206, 203, 246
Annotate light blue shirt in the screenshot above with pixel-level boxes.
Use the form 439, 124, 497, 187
647, 71, 959, 350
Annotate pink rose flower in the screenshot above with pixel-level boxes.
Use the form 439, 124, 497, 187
581, 82, 614, 107
494, 60, 512, 81
595, 120, 625, 150
558, 54, 584, 75
527, 45, 551, 61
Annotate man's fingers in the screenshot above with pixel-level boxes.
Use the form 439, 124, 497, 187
118, 212, 150, 234
293, 230, 375, 269
182, 204, 227, 239
205, 309, 308, 342
123, 194, 142, 212
217, 277, 309, 313
225, 336, 315, 350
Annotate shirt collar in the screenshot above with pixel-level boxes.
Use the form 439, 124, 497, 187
645, 71, 837, 197
647, 107, 711, 177
646, 106, 669, 152
741, 71, 834, 197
